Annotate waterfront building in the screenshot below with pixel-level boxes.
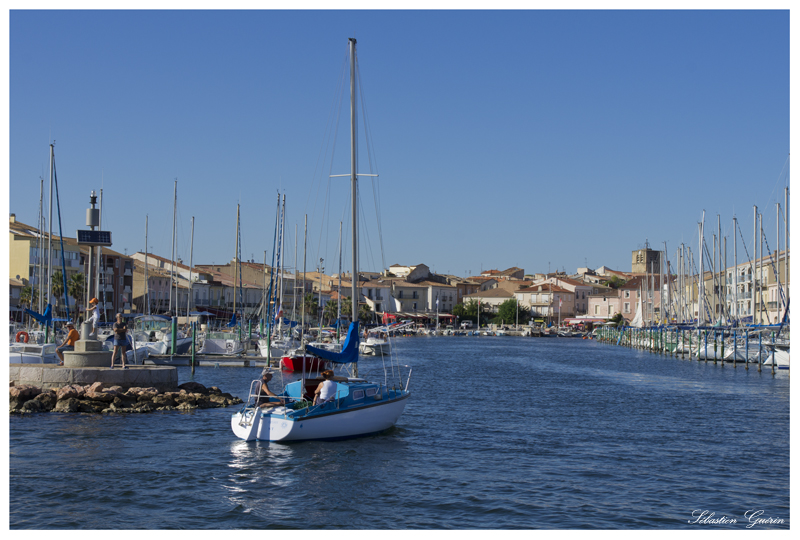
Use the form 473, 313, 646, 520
515, 283, 575, 322
463, 287, 515, 313
532, 276, 596, 316
9, 214, 134, 320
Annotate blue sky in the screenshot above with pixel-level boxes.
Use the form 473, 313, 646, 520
6, 9, 791, 279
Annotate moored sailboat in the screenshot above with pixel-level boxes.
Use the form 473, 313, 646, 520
231, 38, 411, 441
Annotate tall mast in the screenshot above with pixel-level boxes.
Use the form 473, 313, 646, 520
170, 179, 177, 314
698, 212, 705, 327
759, 212, 764, 324
712, 233, 716, 323
776, 203, 780, 321
293, 223, 297, 324
302, 214, 307, 347
785, 186, 789, 318
97, 188, 105, 322
234, 204, 239, 321
262, 250, 267, 327
717, 214, 722, 324
188, 216, 194, 317
733, 217, 737, 322
37, 176, 44, 315
47, 144, 54, 318
349, 37, 358, 327
145, 215, 150, 316
278, 194, 286, 326
751, 206, 757, 324
337, 221, 343, 331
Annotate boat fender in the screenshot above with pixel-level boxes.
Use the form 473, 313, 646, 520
16, 331, 29, 343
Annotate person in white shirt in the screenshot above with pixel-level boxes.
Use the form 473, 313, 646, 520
313, 369, 337, 406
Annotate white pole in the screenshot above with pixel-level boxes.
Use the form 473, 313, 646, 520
751, 206, 756, 325
170, 180, 177, 315
188, 216, 194, 317
733, 217, 737, 322
145, 215, 150, 316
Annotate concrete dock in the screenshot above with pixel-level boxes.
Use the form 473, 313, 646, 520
9, 364, 178, 392
145, 355, 276, 368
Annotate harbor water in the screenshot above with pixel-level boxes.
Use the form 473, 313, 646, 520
10, 336, 789, 529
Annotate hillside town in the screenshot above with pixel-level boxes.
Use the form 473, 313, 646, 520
9, 213, 789, 330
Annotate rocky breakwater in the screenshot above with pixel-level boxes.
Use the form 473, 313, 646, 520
10, 381, 243, 414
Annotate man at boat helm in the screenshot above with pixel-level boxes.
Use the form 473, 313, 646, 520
258, 372, 286, 409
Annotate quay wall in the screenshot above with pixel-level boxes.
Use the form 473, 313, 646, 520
10, 364, 178, 392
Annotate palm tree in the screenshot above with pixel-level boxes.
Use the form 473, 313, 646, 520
339, 297, 353, 320
19, 285, 38, 308
303, 293, 319, 321
322, 298, 339, 325
51, 270, 65, 317
358, 303, 374, 324
68, 273, 85, 320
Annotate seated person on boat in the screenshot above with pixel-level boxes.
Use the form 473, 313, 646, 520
257, 372, 286, 409
313, 369, 338, 406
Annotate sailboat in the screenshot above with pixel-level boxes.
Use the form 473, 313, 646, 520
231, 38, 411, 442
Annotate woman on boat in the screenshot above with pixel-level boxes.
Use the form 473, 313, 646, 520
258, 372, 285, 409
313, 369, 337, 406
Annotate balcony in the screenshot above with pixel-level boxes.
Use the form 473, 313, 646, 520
123, 286, 132, 294
123, 303, 131, 310
124, 269, 133, 277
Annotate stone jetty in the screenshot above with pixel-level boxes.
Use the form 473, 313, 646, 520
9, 380, 243, 414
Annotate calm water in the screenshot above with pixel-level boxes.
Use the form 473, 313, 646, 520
10, 337, 790, 529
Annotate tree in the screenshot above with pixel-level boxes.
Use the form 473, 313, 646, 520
358, 303, 373, 324
606, 276, 627, 289
339, 297, 352, 320
51, 270, 66, 316
322, 297, 340, 325
302, 293, 319, 320
19, 286, 38, 308
494, 298, 530, 326
335, 297, 372, 324
609, 313, 625, 326
68, 273, 86, 314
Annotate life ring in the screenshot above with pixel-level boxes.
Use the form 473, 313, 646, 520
16, 331, 29, 343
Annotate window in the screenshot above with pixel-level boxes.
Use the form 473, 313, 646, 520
413, 302, 417, 310
352, 390, 364, 400
608, 306, 613, 315
412, 291, 418, 299
624, 302, 630, 313
594, 305, 599, 315
399, 291, 404, 299
365, 388, 377, 397
624, 291, 630, 298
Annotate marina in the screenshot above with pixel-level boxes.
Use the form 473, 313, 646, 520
7, 10, 790, 531
9, 336, 789, 529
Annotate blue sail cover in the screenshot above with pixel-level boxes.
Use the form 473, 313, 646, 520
306, 321, 360, 364
227, 313, 238, 328
24, 303, 52, 325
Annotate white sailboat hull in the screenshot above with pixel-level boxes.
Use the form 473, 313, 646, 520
232, 395, 409, 442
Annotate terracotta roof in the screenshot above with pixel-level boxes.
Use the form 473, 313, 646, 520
463, 288, 514, 299
518, 283, 572, 294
